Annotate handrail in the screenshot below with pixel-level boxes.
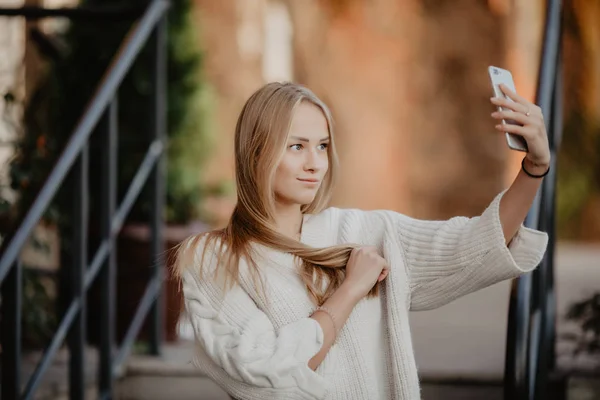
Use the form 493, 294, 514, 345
0, 1, 169, 399
504, 1, 563, 399
0, 0, 168, 283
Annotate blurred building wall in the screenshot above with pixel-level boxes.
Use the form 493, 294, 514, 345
287, 1, 514, 218
192, 0, 268, 189
194, 0, 543, 221
503, 0, 545, 180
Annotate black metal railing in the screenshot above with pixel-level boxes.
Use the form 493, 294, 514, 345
504, 1, 563, 399
0, 1, 169, 399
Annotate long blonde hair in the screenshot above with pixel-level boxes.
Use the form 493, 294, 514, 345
172, 82, 379, 306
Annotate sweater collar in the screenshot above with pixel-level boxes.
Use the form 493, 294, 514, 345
300, 210, 333, 248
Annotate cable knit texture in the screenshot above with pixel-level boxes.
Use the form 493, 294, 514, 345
181, 190, 548, 399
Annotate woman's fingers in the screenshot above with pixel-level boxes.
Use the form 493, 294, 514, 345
495, 122, 536, 138
490, 96, 529, 114
491, 110, 529, 125
498, 83, 529, 105
490, 109, 546, 127
377, 267, 389, 282
494, 84, 544, 118
488, 85, 551, 166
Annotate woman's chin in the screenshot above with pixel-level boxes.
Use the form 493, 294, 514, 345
293, 193, 318, 206
275, 188, 319, 207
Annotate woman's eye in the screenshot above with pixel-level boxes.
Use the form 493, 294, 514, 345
318, 143, 329, 151
290, 144, 303, 151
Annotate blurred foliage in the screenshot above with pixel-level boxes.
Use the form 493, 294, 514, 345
556, 0, 600, 241
9, 0, 212, 227
22, 269, 58, 349
556, 113, 600, 239
565, 293, 600, 355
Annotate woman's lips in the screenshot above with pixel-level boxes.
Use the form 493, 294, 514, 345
298, 178, 319, 184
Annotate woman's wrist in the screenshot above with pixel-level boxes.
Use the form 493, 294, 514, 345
522, 157, 550, 177
337, 281, 365, 304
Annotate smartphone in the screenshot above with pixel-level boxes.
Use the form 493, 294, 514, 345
488, 66, 528, 152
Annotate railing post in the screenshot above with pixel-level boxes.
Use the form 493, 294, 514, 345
1, 259, 22, 399
99, 98, 118, 397
69, 145, 89, 399
534, 48, 563, 400
148, 8, 167, 356
504, 275, 532, 400
546, 56, 562, 372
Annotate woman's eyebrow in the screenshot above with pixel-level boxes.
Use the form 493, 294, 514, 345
289, 136, 330, 142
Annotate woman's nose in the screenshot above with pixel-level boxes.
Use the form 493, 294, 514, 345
304, 150, 323, 171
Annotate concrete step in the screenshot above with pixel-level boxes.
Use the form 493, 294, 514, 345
117, 375, 231, 400
116, 342, 231, 400
116, 362, 507, 400
14, 346, 99, 400
116, 341, 600, 400
421, 383, 503, 400
117, 375, 503, 400
116, 371, 600, 400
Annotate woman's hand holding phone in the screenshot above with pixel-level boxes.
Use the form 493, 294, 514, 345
490, 84, 551, 173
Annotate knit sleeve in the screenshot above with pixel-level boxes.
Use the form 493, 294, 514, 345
390, 190, 548, 311
180, 238, 329, 400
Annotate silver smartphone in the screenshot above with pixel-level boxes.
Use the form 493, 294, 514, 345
488, 66, 528, 152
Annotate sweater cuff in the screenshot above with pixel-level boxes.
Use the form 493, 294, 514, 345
475, 190, 549, 283
280, 317, 325, 363
276, 318, 329, 398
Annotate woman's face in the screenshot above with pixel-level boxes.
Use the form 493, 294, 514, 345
273, 101, 330, 207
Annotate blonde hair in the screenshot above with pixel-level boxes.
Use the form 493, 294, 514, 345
172, 82, 379, 306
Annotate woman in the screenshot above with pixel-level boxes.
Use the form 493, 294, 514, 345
174, 82, 549, 400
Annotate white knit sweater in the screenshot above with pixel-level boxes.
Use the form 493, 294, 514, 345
181, 190, 548, 400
